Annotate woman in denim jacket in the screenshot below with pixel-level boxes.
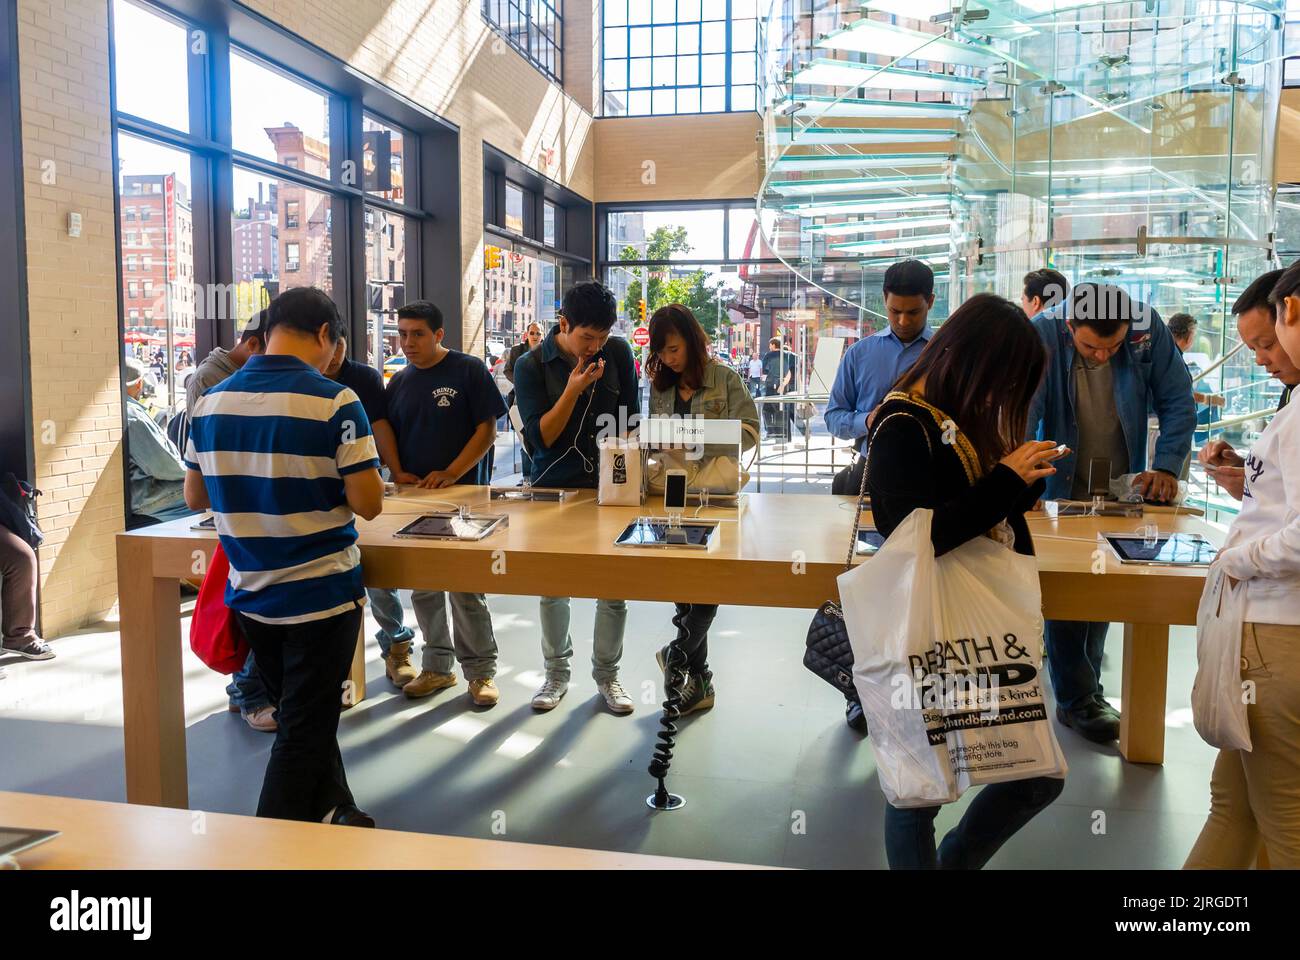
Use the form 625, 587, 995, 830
646, 304, 759, 714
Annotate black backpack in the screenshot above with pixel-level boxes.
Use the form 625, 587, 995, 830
0, 473, 44, 548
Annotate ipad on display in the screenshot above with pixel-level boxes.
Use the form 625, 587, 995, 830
394, 513, 507, 541
614, 519, 717, 550
1102, 533, 1217, 566
855, 529, 885, 555
0, 827, 60, 859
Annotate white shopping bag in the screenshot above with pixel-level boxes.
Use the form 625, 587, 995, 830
1191, 563, 1251, 751
597, 437, 642, 506
839, 508, 1067, 808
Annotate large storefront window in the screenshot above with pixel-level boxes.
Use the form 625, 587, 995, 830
110, 0, 444, 400
483, 236, 576, 359
117, 134, 196, 416
601, 202, 880, 391
602, 0, 763, 116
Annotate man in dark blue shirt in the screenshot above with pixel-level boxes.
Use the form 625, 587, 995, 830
324, 340, 420, 692
381, 300, 506, 707
513, 281, 640, 715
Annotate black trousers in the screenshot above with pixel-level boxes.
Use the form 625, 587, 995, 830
671, 603, 719, 676
237, 606, 362, 822
762, 387, 794, 438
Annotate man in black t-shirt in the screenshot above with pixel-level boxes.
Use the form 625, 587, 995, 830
383, 301, 505, 707
324, 340, 421, 692
762, 336, 797, 441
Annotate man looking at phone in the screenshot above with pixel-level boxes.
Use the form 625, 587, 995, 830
1200, 269, 1300, 499
1027, 283, 1195, 743
513, 281, 641, 715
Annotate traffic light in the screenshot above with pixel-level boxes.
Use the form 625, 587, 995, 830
484, 246, 503, 271
638, 299, 646, 324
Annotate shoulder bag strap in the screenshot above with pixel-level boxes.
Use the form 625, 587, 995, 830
844, 409, 934, 570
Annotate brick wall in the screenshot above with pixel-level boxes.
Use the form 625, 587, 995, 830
15, 0, 598, 635
17, 0, 123, 636
593, 112, 764, 203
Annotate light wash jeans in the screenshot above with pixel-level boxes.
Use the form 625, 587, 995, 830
410, 591, 499, 680
539, 597, 627, 684
369, 587, 416, 657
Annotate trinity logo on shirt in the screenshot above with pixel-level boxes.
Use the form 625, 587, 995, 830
431, 386, 458, 408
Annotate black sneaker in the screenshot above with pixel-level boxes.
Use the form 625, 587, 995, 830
1055, 702, 1119, 743
677, 674, 715, 717
845, 699, 868, 734
329, 804, 376, 828
3, 637, 54, 661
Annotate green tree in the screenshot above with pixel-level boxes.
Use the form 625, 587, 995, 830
619, 225, 732, 336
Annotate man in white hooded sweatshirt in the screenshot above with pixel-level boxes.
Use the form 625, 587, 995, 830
1185, 259, 1300, 869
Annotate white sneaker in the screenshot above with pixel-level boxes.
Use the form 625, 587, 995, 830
531, 678, 569, 711
597, 679, 635, 715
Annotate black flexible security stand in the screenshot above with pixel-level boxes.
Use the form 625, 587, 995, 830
646, 636, 691, 811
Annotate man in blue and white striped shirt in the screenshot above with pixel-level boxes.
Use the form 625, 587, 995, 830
184, 287, 384, 827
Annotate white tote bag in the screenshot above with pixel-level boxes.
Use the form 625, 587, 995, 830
1191, 563, 1252, 751
597, 437, 642, 506
839, 508, 1067, 808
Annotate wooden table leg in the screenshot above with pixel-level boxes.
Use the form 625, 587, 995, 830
1119, 622, 1169, 765
117, 536, 189, 808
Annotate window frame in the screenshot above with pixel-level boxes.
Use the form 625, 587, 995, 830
108, 0, 460, 366
481, 0, 564, 85
600, 0, 763, 118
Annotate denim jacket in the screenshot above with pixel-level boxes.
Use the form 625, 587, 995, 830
649, 360, 760, 450
1027, 303, 1196, 500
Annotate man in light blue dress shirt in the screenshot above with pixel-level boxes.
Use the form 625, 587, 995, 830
823, 259, 935, 733
825, 259, 936, 456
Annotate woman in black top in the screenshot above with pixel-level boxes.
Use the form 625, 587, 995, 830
865, 292, 1066, 869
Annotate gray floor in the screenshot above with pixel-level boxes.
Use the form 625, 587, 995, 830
0, 594, 1216, 869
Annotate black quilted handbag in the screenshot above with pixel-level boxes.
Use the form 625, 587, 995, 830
803, 452, 869, 705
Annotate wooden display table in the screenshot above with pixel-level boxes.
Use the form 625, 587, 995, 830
116, 487, 1220, 808
0, 791, 762, 870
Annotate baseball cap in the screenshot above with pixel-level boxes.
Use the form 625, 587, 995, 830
123, 356, 146, 385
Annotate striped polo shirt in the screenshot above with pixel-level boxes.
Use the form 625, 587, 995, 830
184, 353, 381, 625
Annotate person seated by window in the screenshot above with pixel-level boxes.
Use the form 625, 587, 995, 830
124, 356, 194, 527
0, 523, 53, 667
645, 303, 759, 717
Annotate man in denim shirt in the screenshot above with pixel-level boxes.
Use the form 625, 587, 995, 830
514, 281, 641, 715
1027, 283, 1195, 743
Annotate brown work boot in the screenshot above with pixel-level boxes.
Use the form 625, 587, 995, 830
468, 677, 500, 707
403, 671, 457, 699
384, 640, 418, 688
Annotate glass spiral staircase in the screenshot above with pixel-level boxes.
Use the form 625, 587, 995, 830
756, 0, 1287, 517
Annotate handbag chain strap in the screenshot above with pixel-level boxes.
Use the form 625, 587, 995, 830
844, 409, 934, 571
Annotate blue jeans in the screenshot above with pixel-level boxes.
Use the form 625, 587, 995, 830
539, 597, 626, 684
410, 591, 498, 679
369, 587, 415, 657
1044, 620, 1108, 712
884, 777, 1065, 869
226, 650, 271, 712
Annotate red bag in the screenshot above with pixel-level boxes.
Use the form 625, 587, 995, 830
188, 543, 249, 674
